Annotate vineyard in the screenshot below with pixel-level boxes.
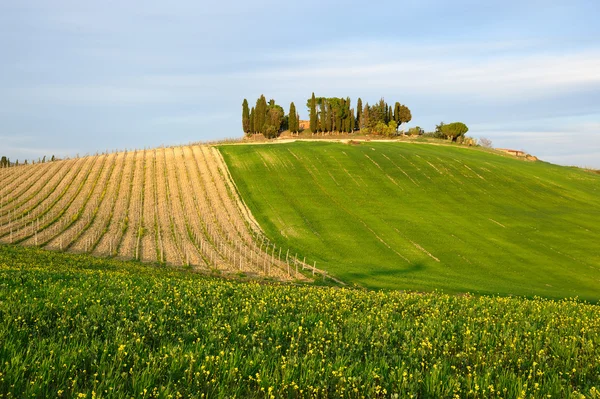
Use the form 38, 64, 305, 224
0, 145, 315, 281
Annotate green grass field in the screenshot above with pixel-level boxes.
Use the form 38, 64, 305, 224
1, 245, 599, 398
220, 142, 600, 300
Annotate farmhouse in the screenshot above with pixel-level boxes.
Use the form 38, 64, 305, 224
298, 120, 310, 130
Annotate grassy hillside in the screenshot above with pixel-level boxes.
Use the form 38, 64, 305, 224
2, 244, 599, 398
220, 141, 600, 300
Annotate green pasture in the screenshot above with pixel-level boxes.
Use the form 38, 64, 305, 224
220, 141, 600, 300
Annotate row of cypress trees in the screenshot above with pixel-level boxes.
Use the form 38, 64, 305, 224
242, 94, 412, 137
310, 93, 412, 134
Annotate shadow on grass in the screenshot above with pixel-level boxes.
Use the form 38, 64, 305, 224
345, 262, 426, 280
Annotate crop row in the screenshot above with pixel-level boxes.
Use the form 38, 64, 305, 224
0, 146, 322, 281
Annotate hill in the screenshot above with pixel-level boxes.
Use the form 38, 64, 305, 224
0, 145, 304, 281
219, 141, 600, 300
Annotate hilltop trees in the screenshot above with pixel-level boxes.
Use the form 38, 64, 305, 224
242, 99, 250, 134
438, 122, 469, 141
0, 156, 9, 168
393, 102, 412, 131
243, 95, 285, 137
356, 98, 362, 130
309, 93, 318, 133
288, 102, 298, 134
242, 94, 413, 137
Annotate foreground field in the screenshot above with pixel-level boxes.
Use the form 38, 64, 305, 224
220, 142, 600, 300
1, 244, 599, 398
0, 145, 302, 280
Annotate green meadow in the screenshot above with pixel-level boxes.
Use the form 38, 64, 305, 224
1, 245, 599, 398
220, 142, 600, 300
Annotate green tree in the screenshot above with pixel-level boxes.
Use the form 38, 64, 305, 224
242, 99, 250, 134
254, 95, 268, 134
264, 100, 284, 138
319, 101, 326, 133
309, 93, 318, 133
289, 102, 297, 133
0, 156, 7, 168
356, 98, 362, 130
440, 122, 469, 141
373, 120, 398, 137
249, 107, 255, 134
408, 126, 424, 136
361, 103, 370, 131
398, 105, 412, 130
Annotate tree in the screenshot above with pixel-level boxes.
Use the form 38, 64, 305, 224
264, 100, 284, 138
289, 102, 297, 133
249, 107, 255, 134
479, 137, 493, 148
242, 99, 250, 134
399, 105, 412, 127
394, 103, 412, 131
408, 126, 424, 136
254, 95, 268, 133
434, 122, 445, 138
0, 156, 7, 168
309, 93, 317, 133
356, 98, 362, 130
361, 103, 370, 131
319, 101, 326, 133
440, 122, 469, 141
373, 120, 397, 137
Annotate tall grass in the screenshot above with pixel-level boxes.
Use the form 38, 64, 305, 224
1, 244, 598, 398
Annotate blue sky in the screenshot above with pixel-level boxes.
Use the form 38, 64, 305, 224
1, 0, 599, 167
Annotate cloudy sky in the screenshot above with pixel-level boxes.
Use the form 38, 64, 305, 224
1, 0, 599, 167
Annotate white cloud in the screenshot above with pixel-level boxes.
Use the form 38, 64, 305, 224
238, 47, 600, 101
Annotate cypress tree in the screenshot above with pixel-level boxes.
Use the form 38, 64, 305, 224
289, 102, 297, 133
345, 97, 351, 132
319, 101, 326, 133
350, 109, 355, 133
356, 98, 362, 130
393, 102, 401, 130
249, 107, 255, 134
242, 99, 250, 134
255, 95, 268, 134
361, 103, 370, 130
322, 102, 329, 133
309, 93, 317, 133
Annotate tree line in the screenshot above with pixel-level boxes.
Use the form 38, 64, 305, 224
242, 94, 412, 137
309, 94, 412, 136
242, 96, 289, 138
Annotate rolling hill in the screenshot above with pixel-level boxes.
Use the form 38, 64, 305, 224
219, 141, 600, 301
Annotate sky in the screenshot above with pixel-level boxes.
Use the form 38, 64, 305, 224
1, 0, 600, 168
